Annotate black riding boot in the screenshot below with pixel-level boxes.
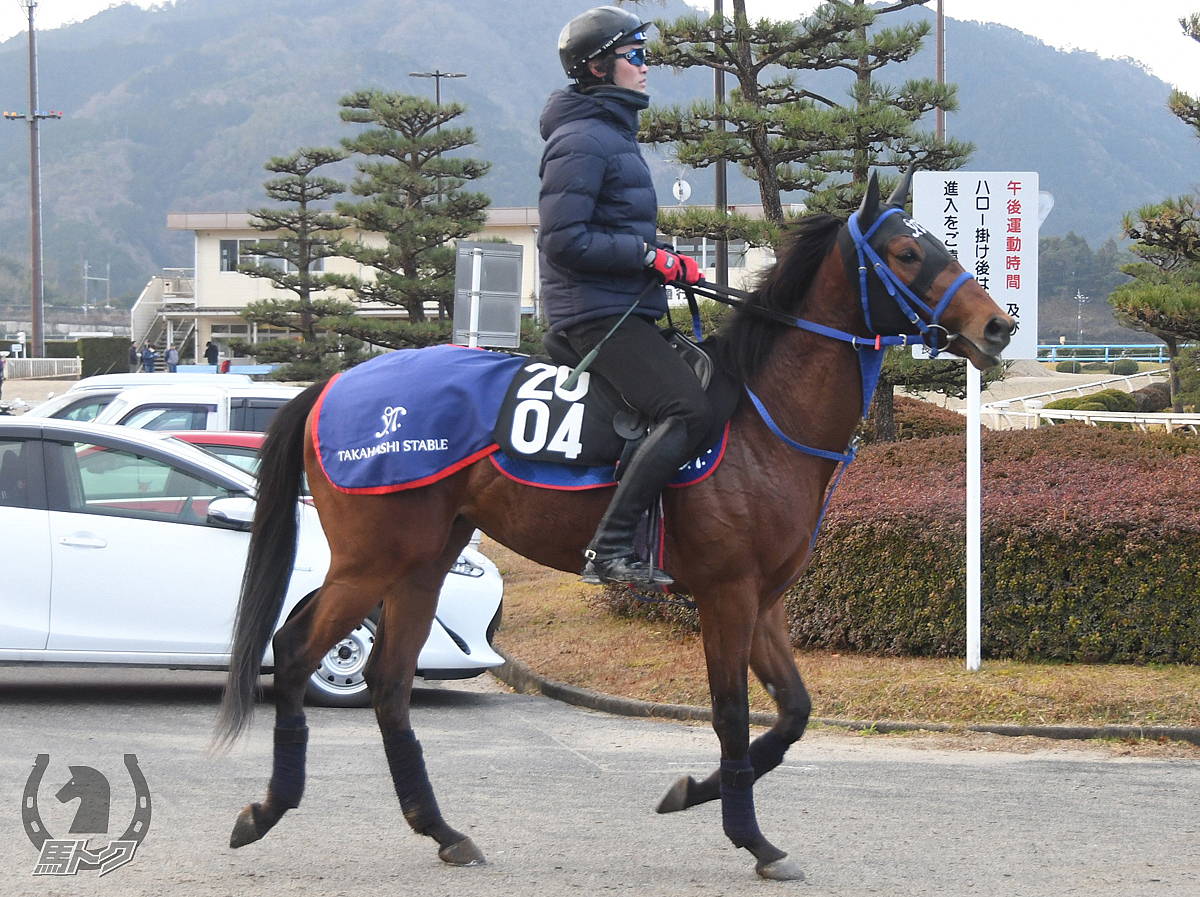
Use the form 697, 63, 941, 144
582, 417, 692, 586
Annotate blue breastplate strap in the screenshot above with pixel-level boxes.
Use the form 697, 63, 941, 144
744, 384, 857, 584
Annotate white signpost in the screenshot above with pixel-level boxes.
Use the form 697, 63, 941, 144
913, 171, 1039, 671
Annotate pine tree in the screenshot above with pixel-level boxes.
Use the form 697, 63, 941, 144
642, 0, 969, 247
1169, 14, 1200, 135
234, 147, 367, 380
1111, 196, 1200, 411
331, 89, 491, 343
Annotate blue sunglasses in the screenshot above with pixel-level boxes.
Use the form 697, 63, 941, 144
615, 47, 646, 66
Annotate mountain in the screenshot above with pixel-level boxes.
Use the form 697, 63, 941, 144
1, 0, 1198, 308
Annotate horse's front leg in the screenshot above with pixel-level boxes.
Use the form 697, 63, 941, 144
658, 600, 811, 814
690, 596, 805, 881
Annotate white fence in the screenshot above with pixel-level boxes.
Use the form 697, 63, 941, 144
981, 369, 1174, 430
984, 408, 1200, 433
3, 357, 82, 380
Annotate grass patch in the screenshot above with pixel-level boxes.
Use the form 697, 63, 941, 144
487, 539, 1200, 729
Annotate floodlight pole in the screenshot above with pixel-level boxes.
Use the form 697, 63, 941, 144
409, 69, 465, 320
408, 69, 466, 204
4, 1, 61, 358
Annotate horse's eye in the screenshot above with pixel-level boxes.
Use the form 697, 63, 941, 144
898, 249, 920, 264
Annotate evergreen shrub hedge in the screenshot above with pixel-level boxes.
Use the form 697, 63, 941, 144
784, 427, 1200, 662
602, 427, 1200, 663
1045, 389, 1136, 412
1056, 360, 1082, 373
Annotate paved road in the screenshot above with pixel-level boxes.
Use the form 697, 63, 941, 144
0, 666, 1197, 896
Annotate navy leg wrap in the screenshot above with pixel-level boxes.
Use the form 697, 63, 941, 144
268, 714, 308, 810
719, 758, 763, 848
383, 730, 444, 835
749, 729, 789, 779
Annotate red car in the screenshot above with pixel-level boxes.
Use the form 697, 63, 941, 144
169, 430, 264, 475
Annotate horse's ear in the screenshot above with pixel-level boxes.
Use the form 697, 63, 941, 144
859, 171, 881, 222
887, 166, 915, 208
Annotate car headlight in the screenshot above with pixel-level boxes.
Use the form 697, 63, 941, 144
449, 557, 485, 578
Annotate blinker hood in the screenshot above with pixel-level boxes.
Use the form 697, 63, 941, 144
838, 170, 959, 340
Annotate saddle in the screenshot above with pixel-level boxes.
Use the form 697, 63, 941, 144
492, 327, 740, 468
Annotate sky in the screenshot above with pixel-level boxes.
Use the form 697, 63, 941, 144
1, 1, 1199, 95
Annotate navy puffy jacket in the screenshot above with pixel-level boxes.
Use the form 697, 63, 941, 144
538, 86, 667, 332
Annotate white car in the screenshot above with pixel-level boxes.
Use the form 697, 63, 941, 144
0, 418, 504, 706
93, 384, 305, 432
24, 372, 256, 423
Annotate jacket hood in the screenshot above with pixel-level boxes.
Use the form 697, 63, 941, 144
539, 86, 647, 140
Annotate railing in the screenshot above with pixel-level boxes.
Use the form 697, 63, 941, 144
981, 369, 1172, 430
161, 267, 196, 305
984, 409, 1200, 433
3, 357, 82, 379
1037, 343, 1176, 364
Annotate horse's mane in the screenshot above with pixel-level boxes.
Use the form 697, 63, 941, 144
709, 213, 844, 382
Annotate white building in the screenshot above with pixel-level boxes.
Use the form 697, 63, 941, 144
132, 207, 775, 363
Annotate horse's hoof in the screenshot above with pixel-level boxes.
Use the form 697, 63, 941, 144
655, 775, 694, 814
438, 836, 485, 866
229, 804, 264, 849
756, 854, 805, 881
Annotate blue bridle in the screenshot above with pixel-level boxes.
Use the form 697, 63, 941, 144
681, 204, 979, 588
845, 206, 975, 359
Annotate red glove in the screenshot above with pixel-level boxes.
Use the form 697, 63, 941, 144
676, 253, 703, 286
645, 248, 705, 286
645, 247, 683, 283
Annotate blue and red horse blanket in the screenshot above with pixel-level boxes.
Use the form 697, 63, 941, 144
313, 344, 726, 494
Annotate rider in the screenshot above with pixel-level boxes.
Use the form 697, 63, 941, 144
539, 6, 711, 586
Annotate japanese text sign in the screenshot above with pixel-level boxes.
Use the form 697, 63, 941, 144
913, 171, 1039, 360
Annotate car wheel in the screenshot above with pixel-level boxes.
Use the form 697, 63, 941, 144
304, 611, 378, 708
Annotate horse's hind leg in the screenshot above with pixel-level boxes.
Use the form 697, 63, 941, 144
369, 518, 484, 866
657, 600, 809, 878
229, 574, 392, 848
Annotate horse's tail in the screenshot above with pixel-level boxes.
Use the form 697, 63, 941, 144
213, 379, 327, 751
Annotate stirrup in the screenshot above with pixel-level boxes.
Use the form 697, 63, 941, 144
581, 553, 674, 586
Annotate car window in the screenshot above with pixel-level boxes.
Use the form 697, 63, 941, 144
0, 439, 40, 510
121, 404, 214, 431
51, 441, 234, 525
57, 396, 113, 422
200, 444, 261, 474
230, 398, 288, 432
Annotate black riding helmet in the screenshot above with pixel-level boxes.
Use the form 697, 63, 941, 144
558, 5, 649, 80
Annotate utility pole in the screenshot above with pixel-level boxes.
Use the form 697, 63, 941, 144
4, 1, 61, 358
713, 0, 728, 286
935, 0, 945, 141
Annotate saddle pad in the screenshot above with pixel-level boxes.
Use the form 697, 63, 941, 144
490, 422, 730, 491
313, 344, 526, 493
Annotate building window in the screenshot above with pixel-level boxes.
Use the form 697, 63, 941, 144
221, 239, 326, 274
219, 240, 240, 272
667, 238, 750, 269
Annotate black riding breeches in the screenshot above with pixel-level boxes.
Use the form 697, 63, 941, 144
563, 314, 713, 450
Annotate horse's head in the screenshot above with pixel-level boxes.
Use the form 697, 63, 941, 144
839, 169, 1014, 368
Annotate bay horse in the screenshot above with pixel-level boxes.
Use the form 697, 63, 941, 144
215, 171, 1013, 881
